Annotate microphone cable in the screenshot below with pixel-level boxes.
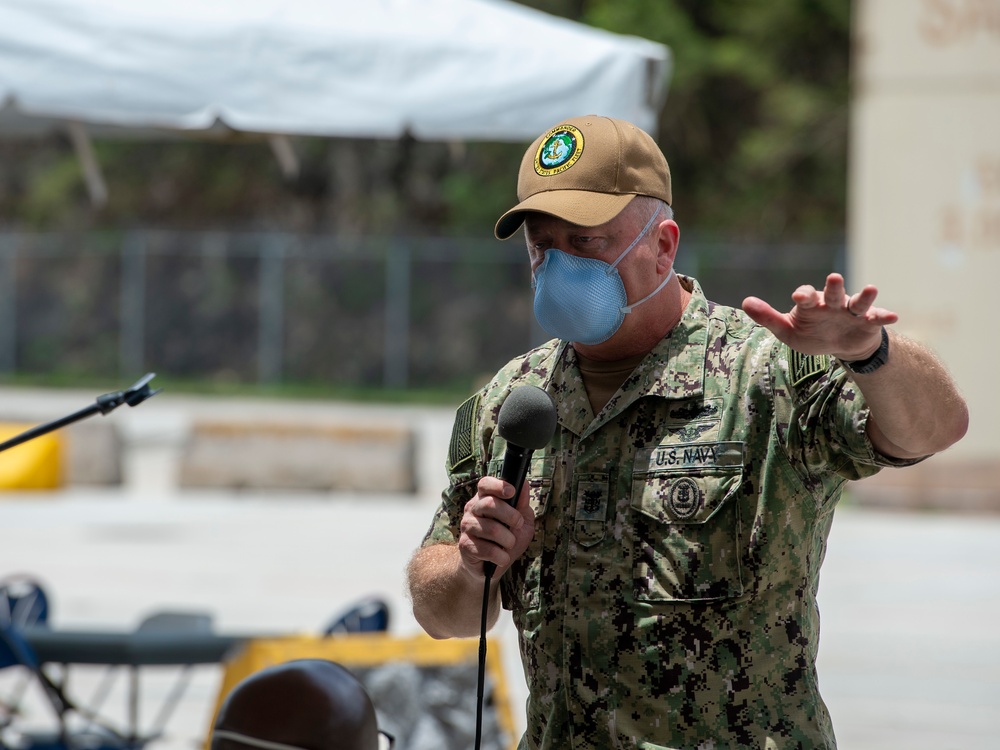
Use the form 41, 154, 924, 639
474, 565, 494, 750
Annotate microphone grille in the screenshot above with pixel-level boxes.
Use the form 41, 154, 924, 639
497, 385, 557, 450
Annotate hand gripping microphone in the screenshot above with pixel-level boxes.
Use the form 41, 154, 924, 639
484, 384, 558, 577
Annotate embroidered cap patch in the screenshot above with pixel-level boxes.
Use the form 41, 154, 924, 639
534, 124, 584, 177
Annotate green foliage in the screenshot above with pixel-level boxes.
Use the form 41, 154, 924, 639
20, 152, 87, 226
440, 142, 526, 237
0, 0, 852, 242
583, 0, 851, 239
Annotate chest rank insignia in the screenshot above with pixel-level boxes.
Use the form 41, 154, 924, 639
788, 346, 830, 388
667, 477, 703, 520
534, 124, 584, 177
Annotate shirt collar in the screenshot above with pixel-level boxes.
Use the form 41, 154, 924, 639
637, 275, 710, 402
544, 276, 710, 438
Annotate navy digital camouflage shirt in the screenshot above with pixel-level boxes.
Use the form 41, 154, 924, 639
421, 277, 921, 749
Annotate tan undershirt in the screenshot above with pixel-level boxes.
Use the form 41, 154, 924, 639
576, 350, 648, 416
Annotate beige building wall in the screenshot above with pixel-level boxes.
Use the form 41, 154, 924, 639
849, 0, 1000, 506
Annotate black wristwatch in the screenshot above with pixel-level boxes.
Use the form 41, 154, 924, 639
842, 327, 890, 375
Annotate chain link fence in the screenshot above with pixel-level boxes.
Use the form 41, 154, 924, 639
0, 230, 844, 391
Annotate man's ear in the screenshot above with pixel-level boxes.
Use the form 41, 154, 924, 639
655, 219, 680, 273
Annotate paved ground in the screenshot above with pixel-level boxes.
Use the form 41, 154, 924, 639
1, 390, 998, 749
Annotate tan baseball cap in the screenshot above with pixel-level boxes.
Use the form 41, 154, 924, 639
494, 115, 672, 240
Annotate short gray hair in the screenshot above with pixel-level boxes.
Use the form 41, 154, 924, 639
628, 195, 674, 229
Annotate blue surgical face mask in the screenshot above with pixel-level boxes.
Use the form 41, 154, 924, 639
531, 209, 675, 345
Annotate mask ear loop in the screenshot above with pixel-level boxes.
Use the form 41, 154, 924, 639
606, 207, 674, 313
620, 267, 675, 313
607, 208, 662, 273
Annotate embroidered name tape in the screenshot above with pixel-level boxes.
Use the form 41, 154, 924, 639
637, 441, 745, 472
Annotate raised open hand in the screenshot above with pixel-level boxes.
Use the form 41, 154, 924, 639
742, 272, 896, 361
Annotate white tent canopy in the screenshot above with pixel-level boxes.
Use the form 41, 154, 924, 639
0, 0, 670, 141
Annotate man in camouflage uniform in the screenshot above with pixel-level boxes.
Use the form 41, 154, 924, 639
406, 116, 968, 749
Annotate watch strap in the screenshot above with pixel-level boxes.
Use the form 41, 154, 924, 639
843, 326, 890, 375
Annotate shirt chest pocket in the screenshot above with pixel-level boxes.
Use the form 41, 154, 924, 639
630, 441, 745, 603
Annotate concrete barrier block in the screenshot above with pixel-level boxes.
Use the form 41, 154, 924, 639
178, 420, 416, 493
65, 421, 123, 486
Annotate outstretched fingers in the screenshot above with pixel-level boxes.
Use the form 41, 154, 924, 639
792, 283, 822, 310
845, 284, 878, 319
742, 296, 791, 333
743, 273, 899, 357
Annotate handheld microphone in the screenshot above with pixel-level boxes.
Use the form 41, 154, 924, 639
484, 385, 557, 577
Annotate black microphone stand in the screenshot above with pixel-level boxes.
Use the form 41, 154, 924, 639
0, 373, 162, 454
